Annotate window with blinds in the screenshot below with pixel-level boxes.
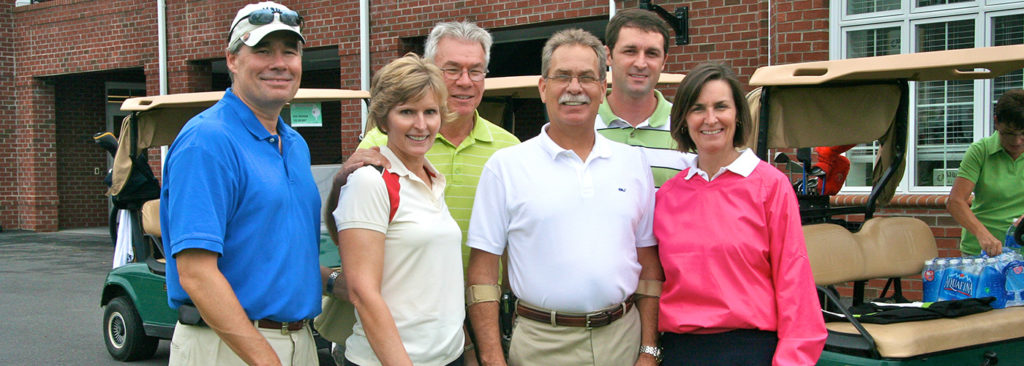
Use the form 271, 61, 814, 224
847, 0, 900, 15
833, 0, 1023, 192
845, 27, 901, 186
914, 20, 974, 187
993, 14, 1024, 105
917, 0, 972, 7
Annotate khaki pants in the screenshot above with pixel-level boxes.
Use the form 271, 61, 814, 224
508, 306, 641, 366
168, 322, 317, 366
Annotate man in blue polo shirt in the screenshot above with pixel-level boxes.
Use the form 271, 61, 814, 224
160, 2, 320, 365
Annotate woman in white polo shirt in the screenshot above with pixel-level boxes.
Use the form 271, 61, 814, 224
333, 54, 465, 366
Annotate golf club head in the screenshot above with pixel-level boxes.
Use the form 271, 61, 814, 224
774, 152, 792, 164
93, 132, 119, 157
809, 166, 826, 177
788, 161, 806, 174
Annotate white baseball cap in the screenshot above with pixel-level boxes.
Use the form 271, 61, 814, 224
228, 1, 305, 51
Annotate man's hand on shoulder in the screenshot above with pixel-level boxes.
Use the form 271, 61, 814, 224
338, 147, 390, 185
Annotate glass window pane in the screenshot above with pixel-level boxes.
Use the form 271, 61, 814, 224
917, 0, 971, 7
847, 143, 879, 187
914, 20, 974, 187
847, 0, 900, 15
993, 14, 1024, 105
845, 27, 902, 187
847, 27, 901, 58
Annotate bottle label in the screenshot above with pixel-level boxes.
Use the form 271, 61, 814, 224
944, 272, 974, 297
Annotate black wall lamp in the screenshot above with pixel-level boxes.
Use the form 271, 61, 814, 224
638, 0, 690, 45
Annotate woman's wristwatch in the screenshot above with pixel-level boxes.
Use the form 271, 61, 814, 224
325, 270, 341, 297
639, 345, 663, 363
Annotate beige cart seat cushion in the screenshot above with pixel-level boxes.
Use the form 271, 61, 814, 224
804, 217, 937, 286
826, 306, 1024, 358
804, 217, 1024, 358
141, 199, 161, 238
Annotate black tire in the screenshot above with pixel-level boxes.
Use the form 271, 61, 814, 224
103, 296, 159, 361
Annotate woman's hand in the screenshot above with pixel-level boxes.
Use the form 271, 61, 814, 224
978, 231, 1004, 256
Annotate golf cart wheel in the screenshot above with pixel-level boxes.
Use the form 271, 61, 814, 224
103, 296, 159, 361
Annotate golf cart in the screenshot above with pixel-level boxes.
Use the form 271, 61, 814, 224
98, 88, 367, 362
748, 44, 1024, 365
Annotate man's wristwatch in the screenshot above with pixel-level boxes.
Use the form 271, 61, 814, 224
325, 270, 341, 297
639, 345, 663, 363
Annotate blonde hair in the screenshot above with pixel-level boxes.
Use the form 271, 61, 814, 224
367, 53, 453, 134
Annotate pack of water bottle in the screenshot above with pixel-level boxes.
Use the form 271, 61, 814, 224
921, 224, 1024, 308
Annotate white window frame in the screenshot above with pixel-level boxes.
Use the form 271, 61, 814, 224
830, 0, 1024, 195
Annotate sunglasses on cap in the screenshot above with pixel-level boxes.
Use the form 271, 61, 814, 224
229, 8, 303, 37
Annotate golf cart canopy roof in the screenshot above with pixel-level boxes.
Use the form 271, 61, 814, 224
749, 44, 1024, 86
109, 88, 369, 197
747, 44, 1024, 207
748, 44, 1024, 150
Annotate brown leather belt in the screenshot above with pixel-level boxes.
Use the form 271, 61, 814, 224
515, 297, 634, 328
256, 319, 308, 334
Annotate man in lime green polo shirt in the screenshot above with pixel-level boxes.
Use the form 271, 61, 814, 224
597, 9, 694, 188
948, 89, 1024, 256
327, 21, 519, 267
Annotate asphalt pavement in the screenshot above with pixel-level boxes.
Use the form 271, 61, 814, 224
0, 228, 170, 365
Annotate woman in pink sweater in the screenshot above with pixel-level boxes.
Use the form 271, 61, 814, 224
654, 63, 826, 365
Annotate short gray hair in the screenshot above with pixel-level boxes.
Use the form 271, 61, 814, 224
424, 21, 493, 68
541, 28, 606, 81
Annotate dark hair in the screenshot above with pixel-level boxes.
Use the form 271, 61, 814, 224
995, 89, 1024, 130
669, 63, 751, 153
605, 9, 671, 55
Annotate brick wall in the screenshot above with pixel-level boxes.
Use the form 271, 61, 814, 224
14, 76, 57, 231
770, 0, 829, 65
0, 1, 15, 231
52, 72, 152, 229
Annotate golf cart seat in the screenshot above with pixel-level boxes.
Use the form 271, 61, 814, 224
140, 199, 165, 263
805, 217, 1024, 359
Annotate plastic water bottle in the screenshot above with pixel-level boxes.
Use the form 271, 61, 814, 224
1006, 223, 1022, 252
922, 259, 940, 302
1003, 260, 1024, 307
974, 257, 1007, 308
939, 258, 977, 301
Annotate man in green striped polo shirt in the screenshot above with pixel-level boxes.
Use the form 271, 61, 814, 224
597, 9, 694, 188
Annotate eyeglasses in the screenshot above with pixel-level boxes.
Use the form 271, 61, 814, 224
441, 67, 488, 82
230, 8, 303, 36
544, 73, 603, 88
998, 128, 1024, 139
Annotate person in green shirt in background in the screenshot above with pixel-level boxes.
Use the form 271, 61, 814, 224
596, 9, 694, 188
948, 89, 1024, 256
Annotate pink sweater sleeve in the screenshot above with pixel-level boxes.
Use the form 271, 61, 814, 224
764, 170, 827, 365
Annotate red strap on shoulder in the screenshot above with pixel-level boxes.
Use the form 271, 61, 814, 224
381, 169, 401, 223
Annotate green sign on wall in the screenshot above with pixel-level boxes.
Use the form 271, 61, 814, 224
290, 102, 323, 127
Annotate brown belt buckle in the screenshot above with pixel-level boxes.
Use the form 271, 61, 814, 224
585, 312, 596, 329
